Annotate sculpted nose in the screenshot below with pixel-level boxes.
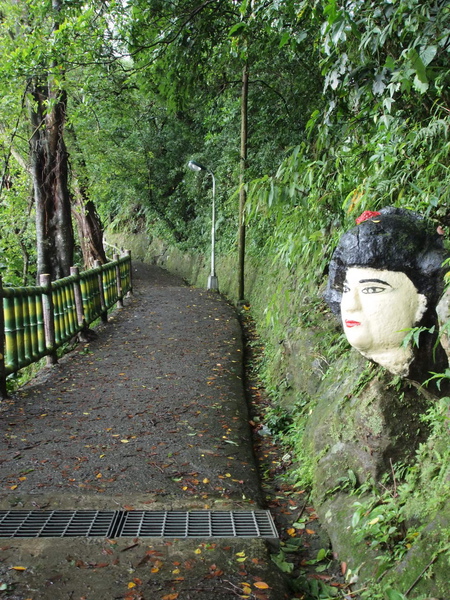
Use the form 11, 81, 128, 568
341, 288, 361, 312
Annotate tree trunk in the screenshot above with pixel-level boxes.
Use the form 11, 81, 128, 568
29, 0, 74, 282
72, 193, 108, 268
67, 124, 107, 268
29, 82, 74, 281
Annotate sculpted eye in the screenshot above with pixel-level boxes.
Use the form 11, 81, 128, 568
362, 286, 386, 294
343, 283, 350, 293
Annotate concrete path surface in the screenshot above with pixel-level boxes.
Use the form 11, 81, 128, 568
0, 263, 288, 600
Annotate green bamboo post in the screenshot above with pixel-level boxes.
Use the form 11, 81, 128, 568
64, 284, 75, 337
0, 276, 7, 399
36, 290, 45, 354
113, 254, 124, 308
102, 263, 114, 308
61, 284, 73, 339
28, 292, 39, 358
4, 294, 17, 374
70, 266, 85, 330
94, 260, 108, 322
40, 274, 57, 365
53, 286, 62, 345
125, 250, 133, 296
23, 294, 31, 362
14, 294, 25, 367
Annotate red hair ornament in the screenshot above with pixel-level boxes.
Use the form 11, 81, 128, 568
355, 211, 381, 224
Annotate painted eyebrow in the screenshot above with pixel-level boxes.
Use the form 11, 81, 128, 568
358, 278, 392, 286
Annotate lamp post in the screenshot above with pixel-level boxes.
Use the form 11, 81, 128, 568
187, 160, 218, 291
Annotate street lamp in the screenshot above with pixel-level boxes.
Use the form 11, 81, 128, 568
187, 160, 218, 291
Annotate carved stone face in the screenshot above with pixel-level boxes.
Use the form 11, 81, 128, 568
340, 267, 428, 375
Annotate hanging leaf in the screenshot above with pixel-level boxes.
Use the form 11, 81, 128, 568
228, 22, 247, 38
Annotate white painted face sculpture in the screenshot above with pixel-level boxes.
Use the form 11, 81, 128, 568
324, 207, 449, 381
341, 267, 428, 376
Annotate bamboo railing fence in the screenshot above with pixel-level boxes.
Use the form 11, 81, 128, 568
0, 251, 132, 398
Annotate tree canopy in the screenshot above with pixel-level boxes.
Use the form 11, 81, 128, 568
0, 0, 448, 285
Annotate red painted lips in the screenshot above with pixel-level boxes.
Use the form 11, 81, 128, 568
345, 320, 361, 327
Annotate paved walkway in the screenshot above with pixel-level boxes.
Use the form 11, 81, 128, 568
0, 263, 288, 600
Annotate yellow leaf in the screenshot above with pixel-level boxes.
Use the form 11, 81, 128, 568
96, 473, 102, 479
120, 439, 130, 443
194, 548, 202, 554
151, 567, 159, 573
11, 566, 27, 571
18, 477, 27, 481
242, 586, 251, 594
236, 551, 246, 557
127, 582, 136, 589
10, 485, 18, 490
172, 568, 180, 574
254, 581, 270, 589
203, 478, 209, 484
286, 528, 296, 536
236, 557, 247, 563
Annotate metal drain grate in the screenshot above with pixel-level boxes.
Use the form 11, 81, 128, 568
0, 510, 278, 539
0, 510, 118, 538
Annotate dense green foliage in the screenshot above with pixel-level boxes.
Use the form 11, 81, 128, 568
1, 0, 448, 281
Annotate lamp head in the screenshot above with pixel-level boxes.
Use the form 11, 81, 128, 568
188, 160, 208, 172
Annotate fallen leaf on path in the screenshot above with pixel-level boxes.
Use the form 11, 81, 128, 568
121, 543, 139, 552
10, 566, 27, 571
254, 582, 270, 589
307, 573, 332, 581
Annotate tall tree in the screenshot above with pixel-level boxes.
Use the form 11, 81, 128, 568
0, 0, 117, 279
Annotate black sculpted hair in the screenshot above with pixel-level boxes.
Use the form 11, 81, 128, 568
324, 207, 448, 318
